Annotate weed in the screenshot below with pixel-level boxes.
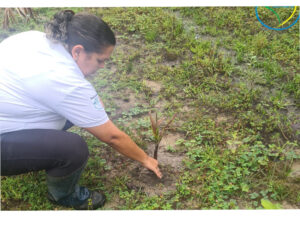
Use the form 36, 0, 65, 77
261, 199, 281, 209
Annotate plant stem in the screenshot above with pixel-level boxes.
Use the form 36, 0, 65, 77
154, 143, 159, 160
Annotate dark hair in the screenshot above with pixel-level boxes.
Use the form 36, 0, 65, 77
45, 10, 116, 53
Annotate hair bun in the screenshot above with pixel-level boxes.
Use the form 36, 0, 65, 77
54, 10, 74, 23
45, 10, 75, 44
44, 10, 116, 54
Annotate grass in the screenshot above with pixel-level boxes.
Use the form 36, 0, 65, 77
1, 7, 299, 210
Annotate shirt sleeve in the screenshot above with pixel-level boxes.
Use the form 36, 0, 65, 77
23, 70, 109, 128
54, 81, 109, 128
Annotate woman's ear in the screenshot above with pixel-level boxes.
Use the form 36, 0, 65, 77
71, 45, 85, 61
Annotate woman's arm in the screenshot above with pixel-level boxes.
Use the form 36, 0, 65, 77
84, 120, 162, 178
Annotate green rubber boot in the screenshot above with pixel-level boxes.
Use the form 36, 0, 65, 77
46, 164, 105, 210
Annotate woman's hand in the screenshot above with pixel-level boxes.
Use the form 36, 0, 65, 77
85, 121, 163, 179
141, 156, 163, 179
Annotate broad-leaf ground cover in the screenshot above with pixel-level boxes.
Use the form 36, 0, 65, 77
1, 7, 299, 210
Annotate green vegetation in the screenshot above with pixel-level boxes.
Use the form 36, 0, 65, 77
1, 7, 299, 210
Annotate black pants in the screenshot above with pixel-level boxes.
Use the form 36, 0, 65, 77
1, 122, 89, 177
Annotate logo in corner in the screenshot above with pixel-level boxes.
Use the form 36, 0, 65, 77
255, 6, 300, 31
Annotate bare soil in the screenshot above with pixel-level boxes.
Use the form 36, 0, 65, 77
114, 94, 136, 113
126, 132, 186, 197
143, 80, 162, 94
99, 130, 185, 199
289, 160, 300, 181
101, 80, 187, 199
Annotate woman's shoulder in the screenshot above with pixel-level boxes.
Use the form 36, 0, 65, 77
0, 31, 48, 54
1, 30, 45, 43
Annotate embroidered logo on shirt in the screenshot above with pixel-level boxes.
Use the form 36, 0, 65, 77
91, 95, 102, 110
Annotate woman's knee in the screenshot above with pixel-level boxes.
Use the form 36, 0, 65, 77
47, 132, 89, 177
66, 132, 89, 165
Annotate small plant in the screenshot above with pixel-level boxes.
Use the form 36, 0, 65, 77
149, 111, 177, 160
261, 199, 281, 209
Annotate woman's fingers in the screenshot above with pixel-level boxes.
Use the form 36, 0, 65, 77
154, 166, 163, 179
142, 156, 163, 179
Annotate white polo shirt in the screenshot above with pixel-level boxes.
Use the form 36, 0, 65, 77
0, 31, 109, 134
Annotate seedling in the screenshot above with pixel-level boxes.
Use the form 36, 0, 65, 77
149, 111, 177, 160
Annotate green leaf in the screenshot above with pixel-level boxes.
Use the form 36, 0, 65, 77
190, 47, 197, 53
258, 157, 268, 166
250, 192, 259, 199
241, 183, 249, 192
261, 199, 281, 209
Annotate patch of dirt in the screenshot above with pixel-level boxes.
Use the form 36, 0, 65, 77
154, 98, 168, 109
215, 113, 235, 130
102, 131, 184, 197
236, 199, 254, 209
171, 10, 234, 62
180, 99, 196, 112
102, 194, 123, 210
98, 131, 186, 197
291, 122, 300, 142
102, 80, 186, 198
1, 199, 31, 210
105, 63, 118, 74
143, 80, 162, 94
281, 201, 299, 209
126, 132, 185, 196
151, 150, 184, 171
216, 114, 230, 124
162, 59, 181, 68
111, 89, 137, 119
128, 166, 177, 197
288, 161, 300, 180
171, 10, 207, 41
182, 105, 192, 112
287, 102, 300, 118
218, 47, 237, 64
160, 133, 185, 152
